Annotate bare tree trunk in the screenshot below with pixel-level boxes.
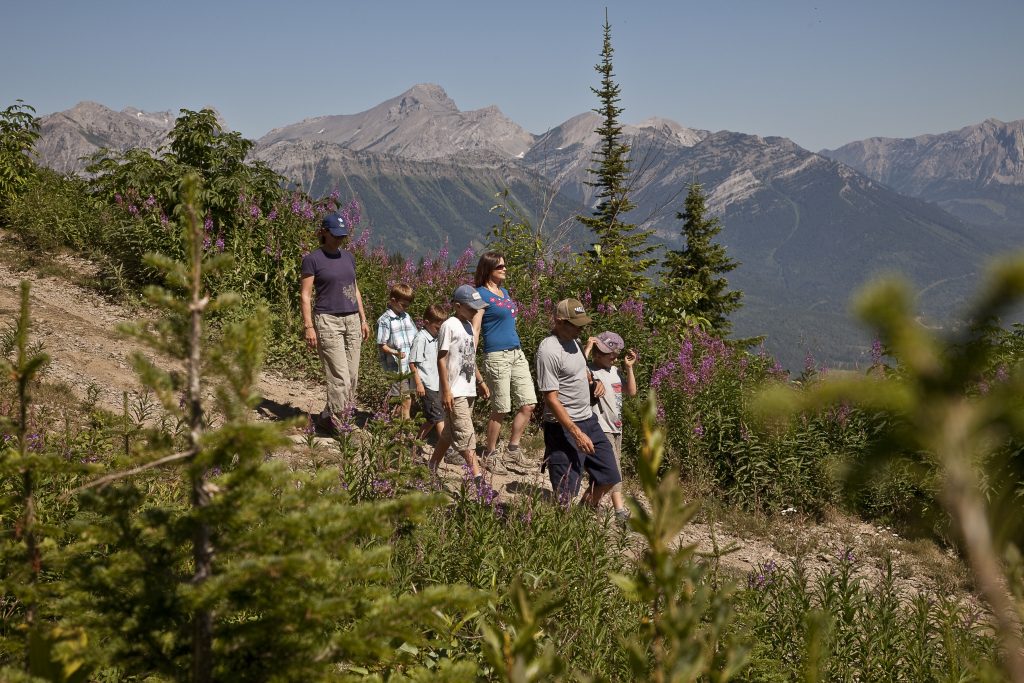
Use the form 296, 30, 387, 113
15, 284, 40, 637
183, 188, 213, 683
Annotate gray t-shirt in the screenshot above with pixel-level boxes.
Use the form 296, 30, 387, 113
590, 364, 623, 434
300, 248, 359, 314
536, 334, 592, 423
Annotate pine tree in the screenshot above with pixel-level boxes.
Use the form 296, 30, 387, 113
577, 12, 656, 303
658, 182, 742, 334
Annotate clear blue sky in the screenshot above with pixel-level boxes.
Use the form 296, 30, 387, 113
3, 0, 1022, 151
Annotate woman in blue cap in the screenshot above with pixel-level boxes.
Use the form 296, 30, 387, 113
300, 212, 370, 432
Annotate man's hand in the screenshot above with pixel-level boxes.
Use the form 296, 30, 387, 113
360, 321, 370, 341
442, 388, 454, 414
305, 327, 318, 349
479, 381, 491, 400
395, 350, 406, 360
592, 381, 606, 399
624, 349, 638, 367
415, 381, 426, 398
570, 425, 595, 455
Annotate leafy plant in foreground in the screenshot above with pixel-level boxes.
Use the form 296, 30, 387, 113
756, 255, 1024, 681
614, 391, 747, 681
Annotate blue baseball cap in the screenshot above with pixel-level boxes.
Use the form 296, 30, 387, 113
453, 284, 489, 310
321, 212, 348, 237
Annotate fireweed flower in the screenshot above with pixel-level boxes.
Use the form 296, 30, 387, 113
747, 560, 779, 590
870, 338, 884, 366
267, 209, 277, 221
144, 195, 156, 208
249, 204, 261, 219
127, 205, 139, 215
996, 364, 1010, 383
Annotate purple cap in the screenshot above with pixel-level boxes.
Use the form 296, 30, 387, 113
594, 331, 625, 354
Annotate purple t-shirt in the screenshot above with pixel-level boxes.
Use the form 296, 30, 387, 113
301, 248, 359, 314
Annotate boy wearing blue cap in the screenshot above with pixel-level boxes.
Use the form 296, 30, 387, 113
428, 285, 491, 483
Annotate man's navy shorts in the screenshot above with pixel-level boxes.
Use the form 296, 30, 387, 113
542, 414, 621, 499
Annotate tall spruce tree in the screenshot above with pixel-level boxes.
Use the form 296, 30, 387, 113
659, 182, 741, 334
578, 12, 656, 303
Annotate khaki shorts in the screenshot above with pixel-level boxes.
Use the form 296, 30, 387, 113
443, 396, 477, 452
482, 348, 537, 414
608, 432, 623, 494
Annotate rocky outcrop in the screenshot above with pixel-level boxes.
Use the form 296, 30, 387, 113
35, 102, 175, 174
257, 83, 535, 161
822, 119, 1024, 231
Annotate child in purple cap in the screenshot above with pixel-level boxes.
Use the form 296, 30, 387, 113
584, 331, 638, 524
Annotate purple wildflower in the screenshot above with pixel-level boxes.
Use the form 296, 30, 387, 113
870, 338, 884, 366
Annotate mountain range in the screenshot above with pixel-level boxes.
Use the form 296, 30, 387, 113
29, 85, 1024, 369
822, 118, 1024, 243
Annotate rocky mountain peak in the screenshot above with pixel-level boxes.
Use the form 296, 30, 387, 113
396, 83, 458, 112
634, 116, 708, 147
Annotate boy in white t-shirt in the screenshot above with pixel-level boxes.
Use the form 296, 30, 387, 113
428, 285, 491, 484
584, 331, 638, 524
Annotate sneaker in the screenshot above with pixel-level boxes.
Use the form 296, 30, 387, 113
614, 508, 631, 528
507, 446, 532, 471
482, 452, 509, 475
443, 448, 462, 465
314, 413, 339, 436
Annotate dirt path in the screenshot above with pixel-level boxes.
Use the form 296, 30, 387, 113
0, 251, 323, 419
0, 248, 973, 602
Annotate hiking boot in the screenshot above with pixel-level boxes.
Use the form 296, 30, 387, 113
482, 452, 509, 475
614, 507, 632, 528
